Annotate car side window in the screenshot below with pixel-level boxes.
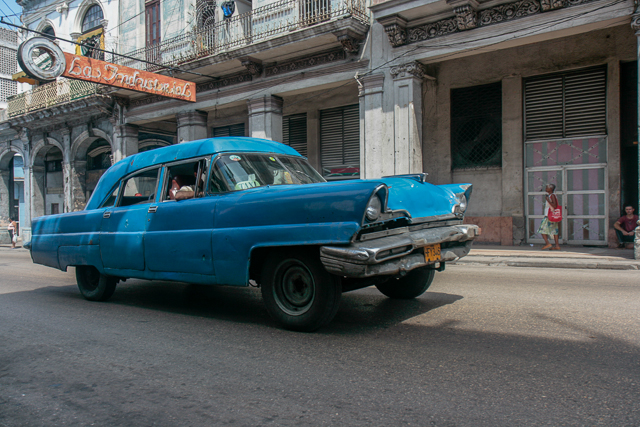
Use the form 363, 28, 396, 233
100, 186, 119, 208
118, 167, 161, 207
163, 158, 209, 201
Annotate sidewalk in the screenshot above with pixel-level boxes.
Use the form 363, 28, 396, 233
458, 244, 640, 270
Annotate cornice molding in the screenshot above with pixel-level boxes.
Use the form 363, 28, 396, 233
381, 0, 604, 46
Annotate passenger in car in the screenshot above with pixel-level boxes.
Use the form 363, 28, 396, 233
173, 163, 207, 201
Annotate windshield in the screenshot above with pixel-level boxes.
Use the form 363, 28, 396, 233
210, 153, 325, 193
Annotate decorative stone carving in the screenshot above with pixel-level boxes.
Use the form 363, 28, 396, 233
241, 58, 263, 76
264, 50, 346, 77
540, 0, 564, 11
390, 0, 600, 46
385, 23, 407, 47
337, 34, 361, 53
631, 13, 640, 33
378, 15, 408, 47
390, 62, 427, 80
454, 5, 477, 30
56, 1, 69, 15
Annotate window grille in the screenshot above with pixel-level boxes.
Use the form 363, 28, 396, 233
0, 78, 17, 102
451, 82, 502, 169
320, 104, 359, 179
213, 123, 245, 137
82, 5, 104, 33
283, 113, 307, 157
524, 66, 606, 140
0, 46, 17, 75
196, 0, 217, 28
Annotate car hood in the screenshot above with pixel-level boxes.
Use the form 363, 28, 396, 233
370, 177, 471, 221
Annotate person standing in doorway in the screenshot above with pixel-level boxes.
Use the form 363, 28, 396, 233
613, 205, 638, 249
537, 184, 561, 250
7, 219, 17, 249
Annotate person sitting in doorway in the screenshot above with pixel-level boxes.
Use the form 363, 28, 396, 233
613, 204, 638, 249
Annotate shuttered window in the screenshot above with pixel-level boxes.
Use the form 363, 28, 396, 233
320, 104, 359, 179
213, 123, 245, 137
283, 114, 307, 157
525, 67, 606, 141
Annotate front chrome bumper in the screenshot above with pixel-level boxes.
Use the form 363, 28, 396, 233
320, 224, 480, 278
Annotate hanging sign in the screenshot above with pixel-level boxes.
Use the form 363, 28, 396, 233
18, 37, 196, 102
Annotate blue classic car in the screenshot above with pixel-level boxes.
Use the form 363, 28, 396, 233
27, 137, 480, 331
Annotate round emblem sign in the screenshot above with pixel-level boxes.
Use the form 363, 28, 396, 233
17, 37, 66, 82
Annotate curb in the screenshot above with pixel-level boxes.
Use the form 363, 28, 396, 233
456, 257, 640, 270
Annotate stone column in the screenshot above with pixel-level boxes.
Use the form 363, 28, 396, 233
0, 170, 10, 226
21, 165, 31, 242
70, 160, 87, 211
502, 75, 525, 245
247, 96, 283, 142
390, 62, 425, 175
176, 111, 208, 143
59, 128, 72, 213
633, 14, 640, 259
112, 124, 139, 163
359, 73, 390, 179
30, 165, 45, 219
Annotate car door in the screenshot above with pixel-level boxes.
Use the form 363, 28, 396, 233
100, 167, 161, 272
144, 158, 216, 276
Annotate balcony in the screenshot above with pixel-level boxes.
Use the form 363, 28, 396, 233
6, 78, 112, 127
116, 0, 369, 74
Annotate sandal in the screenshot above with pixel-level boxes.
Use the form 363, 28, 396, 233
541, 244, 552, 250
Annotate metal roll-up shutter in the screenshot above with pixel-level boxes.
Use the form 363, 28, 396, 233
283, 113, 307, 156
564, 68, 606, 137
524, 66, 606, 141
320, 104, 360, 179
213, 123, 245, 137
525, 77, 564, 140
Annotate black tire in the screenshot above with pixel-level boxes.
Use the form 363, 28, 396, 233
75, 266, 117, 302
375, 267, 435, 299
261, 249, 341, 332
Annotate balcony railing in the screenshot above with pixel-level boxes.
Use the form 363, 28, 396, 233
7, 78, 100, 118
116, 0, 368, 71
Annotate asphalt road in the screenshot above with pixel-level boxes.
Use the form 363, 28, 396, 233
0, 248, 638, 427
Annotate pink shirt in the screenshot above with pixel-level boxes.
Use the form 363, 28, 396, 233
617, 215, 639, 233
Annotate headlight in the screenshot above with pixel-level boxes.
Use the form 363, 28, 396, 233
458, 194, 467, 213
365, 196, 382, 222
453, 193, 467, 214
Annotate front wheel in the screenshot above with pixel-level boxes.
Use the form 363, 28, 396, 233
375, 267, 435, 299
261, 249, 341, 332
75, 266, 117, 301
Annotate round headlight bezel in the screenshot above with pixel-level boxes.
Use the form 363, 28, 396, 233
365, 195, 382, 222
458, 194, 467, 213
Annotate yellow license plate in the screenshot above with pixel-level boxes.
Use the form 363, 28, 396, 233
424, 244, 441, 263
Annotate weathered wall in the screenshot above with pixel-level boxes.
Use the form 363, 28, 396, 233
422, 24, 635, 244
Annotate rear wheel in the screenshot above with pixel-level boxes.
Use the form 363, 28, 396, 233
75, 266, 117, 301
261, 249, 341, 332
375, 267, 435, 299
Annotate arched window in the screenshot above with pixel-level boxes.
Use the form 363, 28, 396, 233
42, 26, 55, 40
86, 139, 112, 171
82, 4, 104, 33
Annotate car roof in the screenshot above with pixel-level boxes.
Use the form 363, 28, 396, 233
85, 137, 302, 210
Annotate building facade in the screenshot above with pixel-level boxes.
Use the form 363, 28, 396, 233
1, 0, 638, 251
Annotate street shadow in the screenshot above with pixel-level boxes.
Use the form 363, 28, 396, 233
101, 279, 462, 333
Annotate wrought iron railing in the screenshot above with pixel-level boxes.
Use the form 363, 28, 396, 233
7, 78, 99, 118
116, 0, 368, 71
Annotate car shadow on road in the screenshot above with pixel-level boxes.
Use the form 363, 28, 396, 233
99, 279, 463, 333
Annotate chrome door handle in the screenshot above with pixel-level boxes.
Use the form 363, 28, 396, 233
103, 211, 111, 219
148, 206, 158, 213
